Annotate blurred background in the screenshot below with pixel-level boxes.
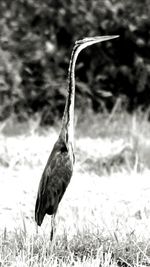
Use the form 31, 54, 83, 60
0, 0, 150, 125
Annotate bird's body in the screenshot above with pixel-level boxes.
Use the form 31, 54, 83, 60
35, 35, 118, 238
35, 136, 74, 226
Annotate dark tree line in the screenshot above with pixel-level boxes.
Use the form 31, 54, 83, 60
0, 0, 150, 124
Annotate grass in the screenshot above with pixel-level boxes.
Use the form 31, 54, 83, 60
0, 109, 150, 266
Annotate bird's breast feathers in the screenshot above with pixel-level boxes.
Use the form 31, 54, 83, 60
39, 138, 74, 194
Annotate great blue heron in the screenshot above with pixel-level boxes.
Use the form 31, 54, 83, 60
35, 35, 118, 240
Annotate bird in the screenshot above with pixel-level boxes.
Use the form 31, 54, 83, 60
35, 35, 119, 240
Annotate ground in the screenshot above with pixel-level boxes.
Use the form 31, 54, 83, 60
0, 111, 150, 266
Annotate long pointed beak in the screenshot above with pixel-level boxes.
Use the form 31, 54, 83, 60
76, 35, 119, 45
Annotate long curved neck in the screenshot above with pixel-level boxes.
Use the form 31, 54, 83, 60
59, 35, 119, 146
60, 45, 79, 146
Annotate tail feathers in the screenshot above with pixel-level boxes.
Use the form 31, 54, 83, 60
35, 193, 55, 226
35, 195, 46, 226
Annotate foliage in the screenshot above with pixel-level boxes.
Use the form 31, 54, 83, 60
0, 0, 150, 124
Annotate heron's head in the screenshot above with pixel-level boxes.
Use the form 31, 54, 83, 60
75, 35, 119, 51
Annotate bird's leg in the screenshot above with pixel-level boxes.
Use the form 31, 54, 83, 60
50, 213, 56, 241
36, 225, 38, 235
49, 213, 57, 255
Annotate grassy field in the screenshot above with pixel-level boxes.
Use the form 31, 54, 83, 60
0, 110, 150, 266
